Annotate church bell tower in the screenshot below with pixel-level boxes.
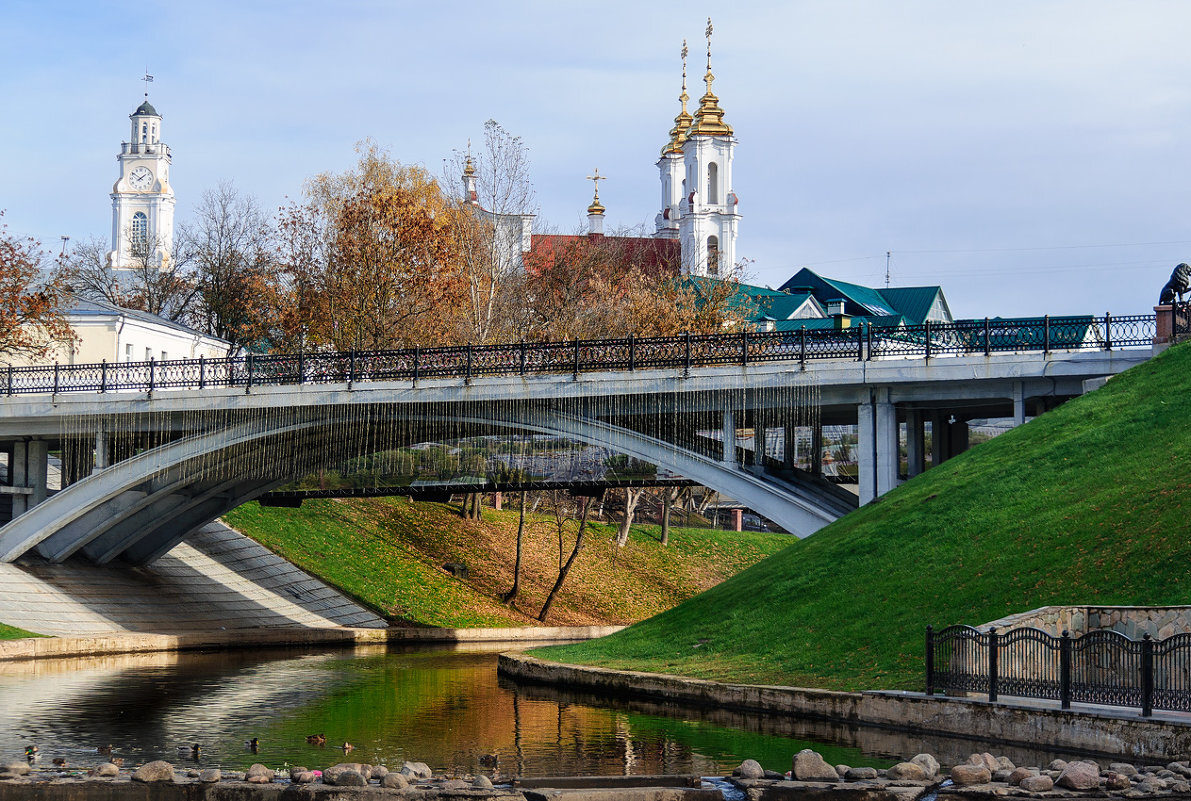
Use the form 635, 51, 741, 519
109, 94, 175, 269
656, 20, 740, 277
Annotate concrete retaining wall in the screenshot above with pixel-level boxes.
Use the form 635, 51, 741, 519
0, 625, 623, 662
498, 653, 1191, 761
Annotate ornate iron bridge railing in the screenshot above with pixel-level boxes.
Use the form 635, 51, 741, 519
926, 623, 1191, 716
3, 312, 1155, 397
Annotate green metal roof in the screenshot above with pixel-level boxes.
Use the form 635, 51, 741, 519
133, 100, 159, 116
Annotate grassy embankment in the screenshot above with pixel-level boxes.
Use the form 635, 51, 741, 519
224, 498, 790, 628
534, 342, 1191, 691
0, 623, 42, 640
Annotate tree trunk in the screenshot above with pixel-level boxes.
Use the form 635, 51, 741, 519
660, 487, 678, 546
502, 491, 527, 604
616, 488, 643, 547
538, 497, 590, 622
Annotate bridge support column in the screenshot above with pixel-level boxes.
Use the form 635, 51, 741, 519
93, 425, 110, 474
752, 415, 767, 468
858, 390, 898, 505
782, 422, 797, 469
811, 423, 823, 476
721, 409, 736, 465
906, 409, 925, 478
1012, 381, 1026, 426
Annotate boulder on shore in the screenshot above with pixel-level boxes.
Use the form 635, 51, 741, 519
132, 761, 175, 783
950, 764, 991, 786
793, 750, 839, 782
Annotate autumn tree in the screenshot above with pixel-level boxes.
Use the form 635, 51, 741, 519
0, 213, 75, 360
275, 141, 468, 351
522, 226, 748, 340
176, 181, 275, 351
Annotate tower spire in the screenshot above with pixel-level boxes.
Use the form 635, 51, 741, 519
662, 39, 694, 155
689, 17, 732, 136
586, 169, 606, 236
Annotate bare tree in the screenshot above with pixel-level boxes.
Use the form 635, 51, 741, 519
501, 490, 528, 605
446, 120, 537, 344
177, 181, 274, 350
615, 487, 644, 547
538, 495, 590, 622
60, 230, 196, 322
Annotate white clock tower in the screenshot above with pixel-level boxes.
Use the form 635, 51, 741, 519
109, 98, 175, 269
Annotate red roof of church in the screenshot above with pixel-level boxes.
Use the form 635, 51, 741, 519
527, 234, 680, 276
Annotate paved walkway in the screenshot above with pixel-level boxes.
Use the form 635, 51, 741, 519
0, 521, 386, 635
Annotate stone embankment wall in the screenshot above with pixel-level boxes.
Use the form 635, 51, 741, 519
981, 605, 1191, 639
498, 653, 1191, 761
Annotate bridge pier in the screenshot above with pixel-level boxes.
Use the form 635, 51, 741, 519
721, 409, 737, 465
9, 439, 48, 517
905, 409, 925, 478
858, 389, 898, 505
1012, 381, 1026, 426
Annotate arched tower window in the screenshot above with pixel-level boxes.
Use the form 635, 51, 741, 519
141, 123, 148, 144
707, 235, 720, 276
131, 212, 149, 256
707, 162, 719, 204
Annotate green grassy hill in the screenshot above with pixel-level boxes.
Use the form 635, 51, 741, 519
224, 498, 790, 628
534, 342, 1191, 690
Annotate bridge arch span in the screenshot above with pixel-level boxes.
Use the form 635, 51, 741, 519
0, 405, 845, 566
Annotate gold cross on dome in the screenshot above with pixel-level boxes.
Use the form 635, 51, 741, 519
586, 169, 607, 200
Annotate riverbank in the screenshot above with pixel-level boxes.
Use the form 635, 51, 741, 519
498, 652, 1191, 762
532, 342, 1191, 690
0, 625, 622, 662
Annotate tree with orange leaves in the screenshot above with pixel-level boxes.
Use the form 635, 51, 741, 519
0, 212, 75, 361
274, 141, 468, 351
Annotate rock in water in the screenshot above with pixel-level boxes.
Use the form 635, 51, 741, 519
332, 769, 367, 787
910, 754, 939, 778
474, 775, 494, 789
245, 764, 275, 781
1104, 772, 1132, 790
738, 759, 765, 779
1008, 767, 1039, 786
402, 761, 433, 779
199, 769, 221, 783
93, 763, 120, 778
793, 749, 839, 782
1019, 775, 1054, 792
383, 772, 410, 789
1057, 761, 1100, 790
950, 764, 992, 786
887, 762, 927, 781
132, 761, 175, 783
845, 767, 879, 781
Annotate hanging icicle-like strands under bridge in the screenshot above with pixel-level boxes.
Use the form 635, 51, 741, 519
0, 313, 1157, 566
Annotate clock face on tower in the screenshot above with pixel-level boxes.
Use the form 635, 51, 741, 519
129, 166, 153, 191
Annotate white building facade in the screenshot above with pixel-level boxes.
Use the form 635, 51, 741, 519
108, 100, 175, 269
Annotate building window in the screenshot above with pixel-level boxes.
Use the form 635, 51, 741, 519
707, 162, 719, 204
125, 344, 133, 362
707, 235, 720, 276
145, 348, 152, 361
131, 212, 149, 257
141, 122, 148, 143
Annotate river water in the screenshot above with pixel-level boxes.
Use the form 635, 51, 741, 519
0, 643, 1079, 776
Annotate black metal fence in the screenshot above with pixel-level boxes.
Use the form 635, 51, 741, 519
926, 624, 1191, 716
3, 312, 1156, 397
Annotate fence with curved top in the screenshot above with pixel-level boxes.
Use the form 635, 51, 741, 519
1, 311, 1156, 397
926, 623, 1191, 716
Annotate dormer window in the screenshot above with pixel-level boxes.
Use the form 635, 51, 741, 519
827, 299, 847, 316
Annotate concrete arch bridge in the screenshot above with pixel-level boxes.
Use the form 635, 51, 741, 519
0, 318, 1155, 567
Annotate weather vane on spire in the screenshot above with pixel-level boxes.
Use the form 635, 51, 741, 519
586, 168, 607, 202
142, 68, 154, 99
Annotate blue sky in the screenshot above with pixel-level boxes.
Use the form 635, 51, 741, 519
4, 1, 1191, 317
